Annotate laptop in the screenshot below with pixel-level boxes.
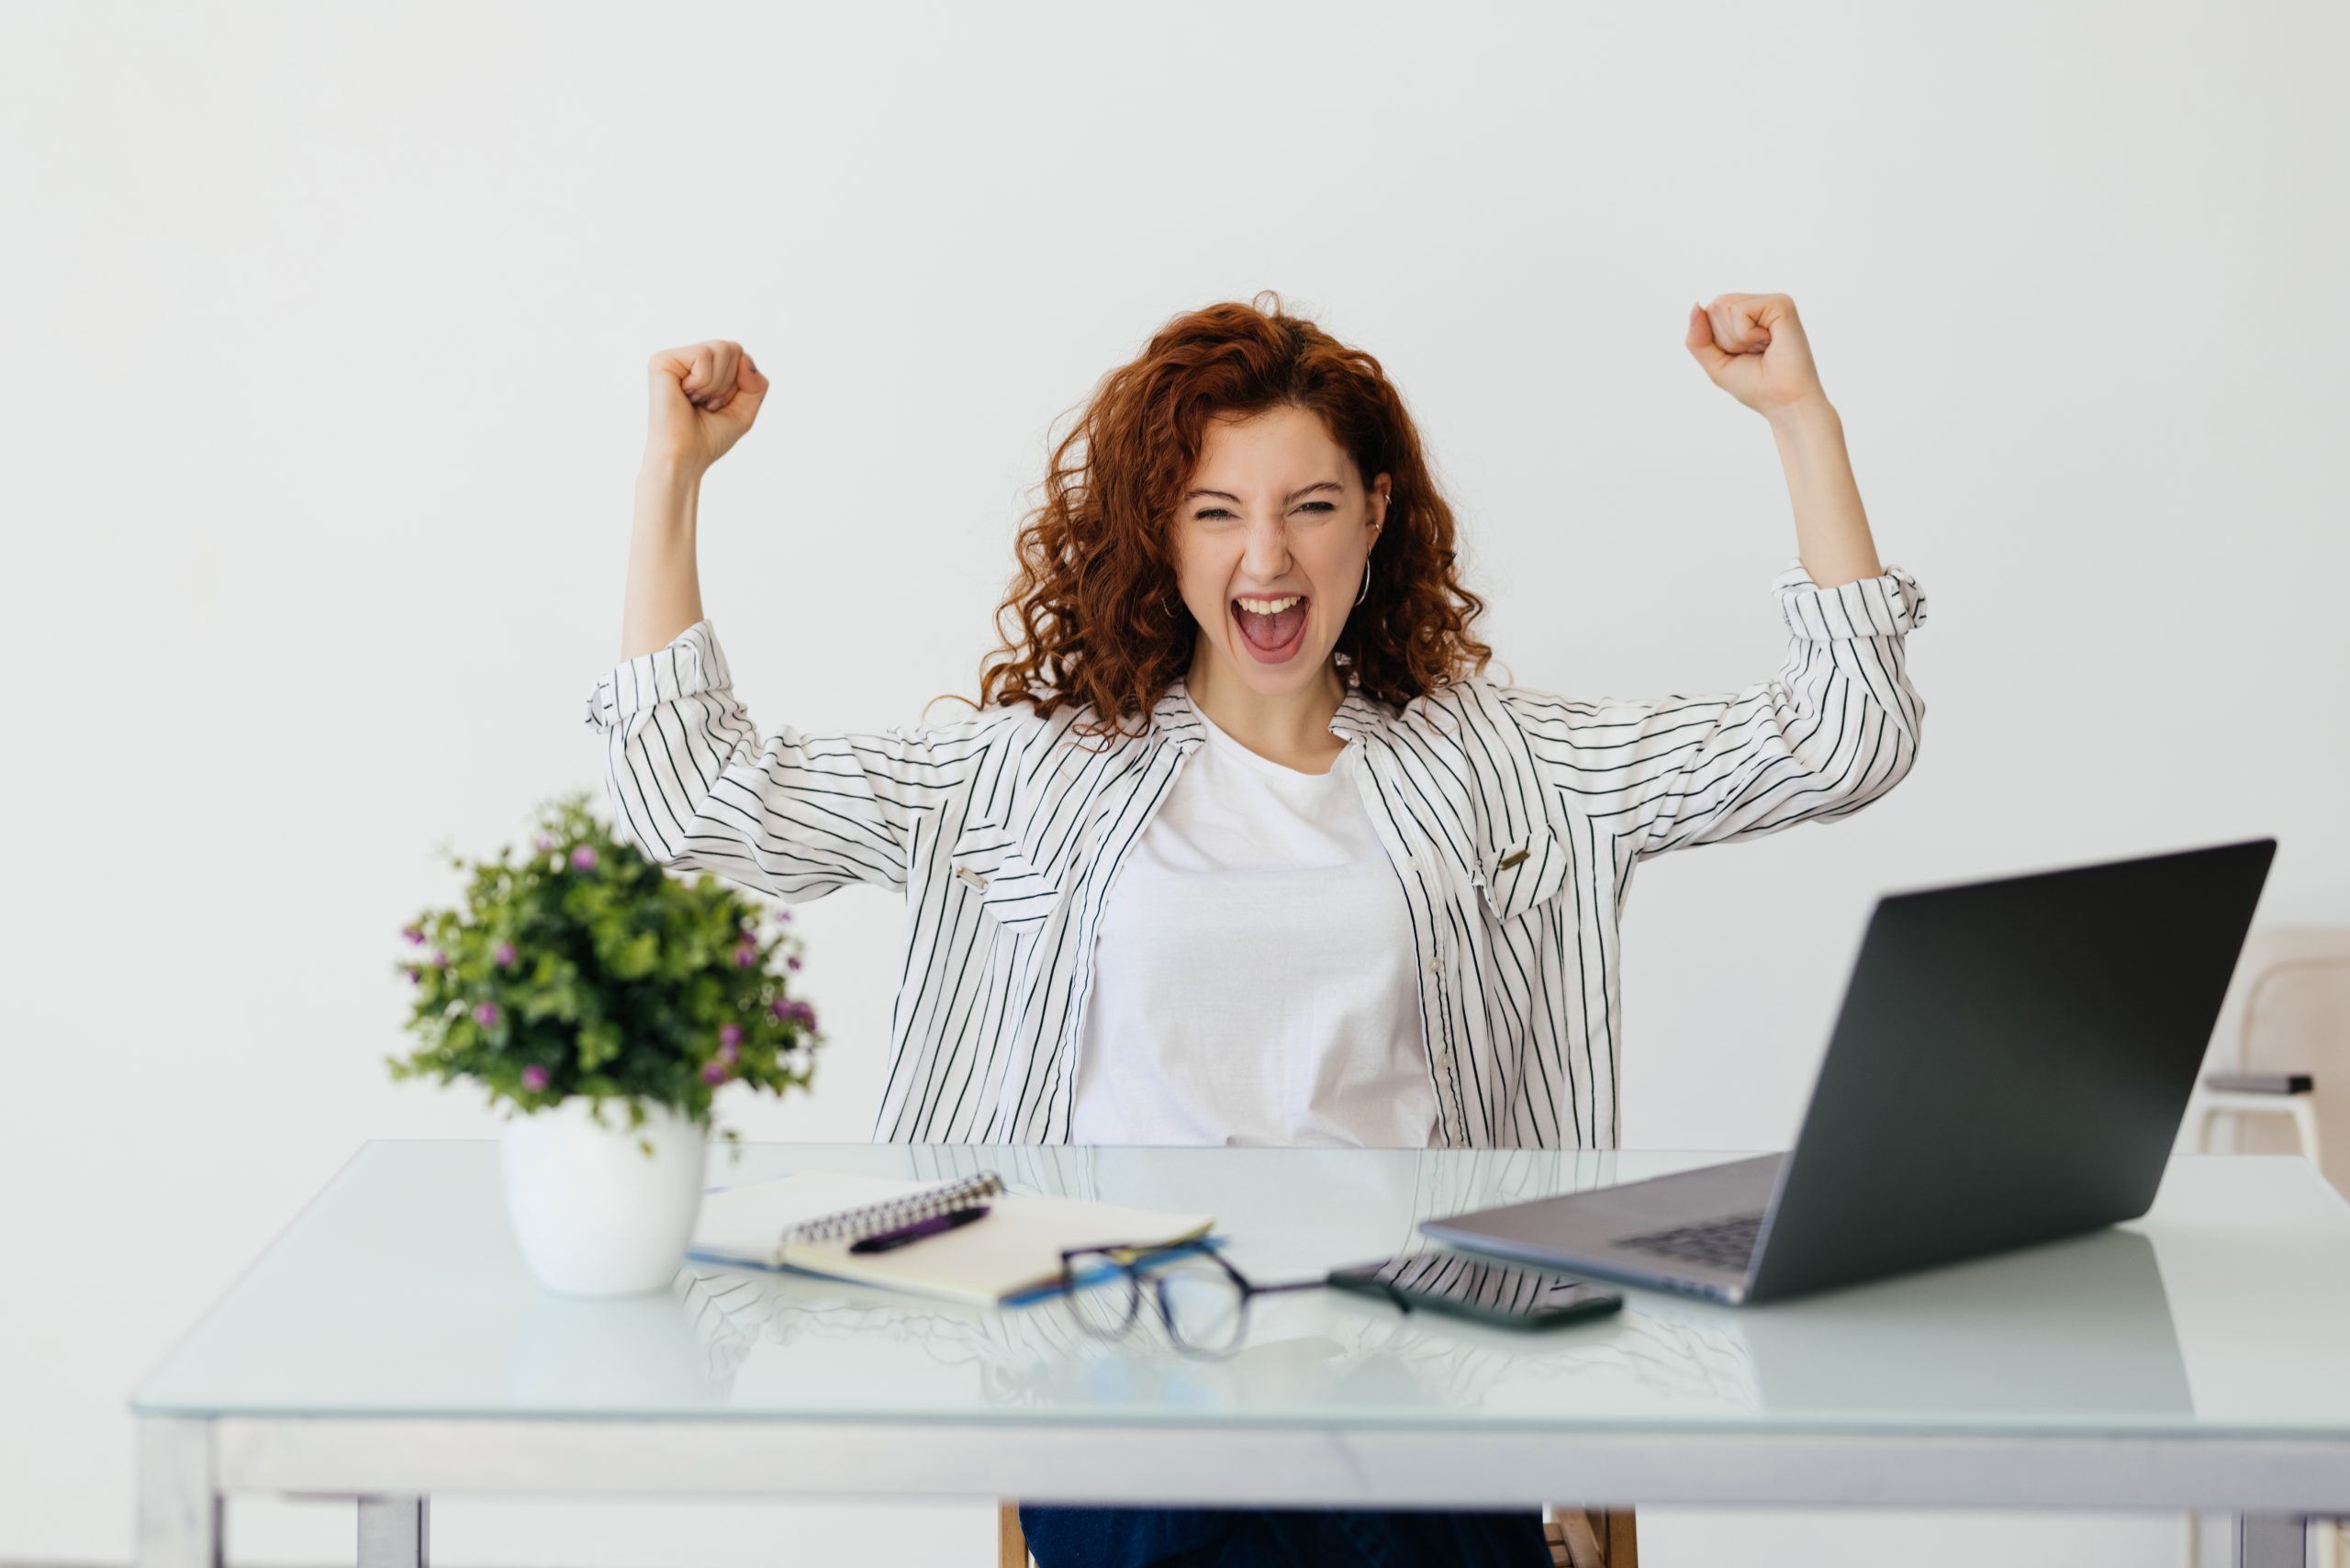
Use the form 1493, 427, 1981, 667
1418, 838, 2277, 1305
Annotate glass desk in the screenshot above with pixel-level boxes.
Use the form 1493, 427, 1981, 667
129, 1142, 2350, 1567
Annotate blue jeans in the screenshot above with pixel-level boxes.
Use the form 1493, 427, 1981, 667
1016, 1503, 1552, 1568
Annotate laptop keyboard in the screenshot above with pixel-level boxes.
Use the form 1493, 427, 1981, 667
1612, 1211, 1765, 1273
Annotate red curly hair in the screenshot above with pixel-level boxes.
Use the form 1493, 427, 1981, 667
933, 290, 1493, 745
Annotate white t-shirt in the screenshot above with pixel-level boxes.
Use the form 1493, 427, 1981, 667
1069, 698, 1438, 1148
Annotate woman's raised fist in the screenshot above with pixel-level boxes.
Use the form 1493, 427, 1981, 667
645, 339, 769, 475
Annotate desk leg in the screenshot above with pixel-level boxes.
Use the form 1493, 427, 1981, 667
135, 1417, 221, 1568
2228, 1514, 2312, 1568
358, 1495, 429, 1568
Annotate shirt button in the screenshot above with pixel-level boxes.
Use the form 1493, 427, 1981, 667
1425, 956, 1441, 975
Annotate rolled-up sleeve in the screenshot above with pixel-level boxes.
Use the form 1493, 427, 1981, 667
1499, 560, 1928, 861
583, 619, 991, 899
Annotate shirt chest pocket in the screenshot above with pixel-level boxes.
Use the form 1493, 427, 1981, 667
1474, 823, 1572, 923
947, 818, 1069, 936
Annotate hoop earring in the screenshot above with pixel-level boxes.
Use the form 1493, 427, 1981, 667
1354, 559, 1372, 606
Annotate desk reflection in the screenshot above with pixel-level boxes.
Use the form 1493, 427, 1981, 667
633, 1145, 2192, 1429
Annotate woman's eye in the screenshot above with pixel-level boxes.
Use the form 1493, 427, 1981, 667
1194, 502, 1337, 521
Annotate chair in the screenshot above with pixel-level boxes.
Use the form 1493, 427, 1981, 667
1540, 1506, 1639, 1566
996, 1501, 1638, 1566
2183, 924, 2350, 1190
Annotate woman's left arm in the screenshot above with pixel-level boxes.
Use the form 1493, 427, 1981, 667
1497, 557, 1928, 864
1493, 296, 1929, 863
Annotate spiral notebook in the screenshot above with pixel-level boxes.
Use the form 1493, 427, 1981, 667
688, 1168, 1216, 1308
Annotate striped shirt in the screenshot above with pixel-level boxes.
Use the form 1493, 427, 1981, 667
585, 557, 1929, 1151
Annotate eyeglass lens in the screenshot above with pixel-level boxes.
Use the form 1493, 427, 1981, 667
1061, 1248, 1250, 1353
1155, 1256, 1248, 1353
1061, 1255, 1142, 1337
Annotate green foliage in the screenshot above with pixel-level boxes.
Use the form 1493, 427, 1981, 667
386, 790, 822, 1152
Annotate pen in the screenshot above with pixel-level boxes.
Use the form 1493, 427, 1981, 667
848, 1204, 991, 1254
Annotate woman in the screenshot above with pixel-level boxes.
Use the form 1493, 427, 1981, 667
587, 290, 1927, 1566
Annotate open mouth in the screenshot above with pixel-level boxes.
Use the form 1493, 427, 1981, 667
1231, 594, 1309, 662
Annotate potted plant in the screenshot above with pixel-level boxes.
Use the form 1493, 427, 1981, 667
387, 790, 822, 1297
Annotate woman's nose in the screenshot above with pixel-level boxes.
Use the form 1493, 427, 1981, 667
1242, 517, 1292, 577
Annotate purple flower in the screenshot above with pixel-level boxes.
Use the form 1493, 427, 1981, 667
431, 949, 450, 968
407, 968, 421, 985
717, 1040, 740, 1067
733, 942, 757, 969
769, 997, 816, 1028
719, 1023, 743, 1047
535, 835, 557, 852
701, 1060, 730, 1085
401, 924, 425, 946
473, 1001, 500, 1028
494, 942, 517, 968
570, 846, 598, 870
776, 908, 793, 923
520, 1064, 550, 1092
785, 955, 801, 970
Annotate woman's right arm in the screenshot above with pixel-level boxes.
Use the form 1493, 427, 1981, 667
589, 341, 991, 902
622, 340, 752, 660
621, 455, 705, 662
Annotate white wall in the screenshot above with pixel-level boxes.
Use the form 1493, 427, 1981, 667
6, 1, 2344, 1564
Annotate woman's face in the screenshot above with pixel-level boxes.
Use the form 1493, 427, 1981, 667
1172, 404, 1388, 702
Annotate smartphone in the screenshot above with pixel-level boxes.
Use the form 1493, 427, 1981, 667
1326, 1249, 1623, 1329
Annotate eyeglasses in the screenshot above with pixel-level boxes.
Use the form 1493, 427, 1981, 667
1056, 1240, 1331, 1359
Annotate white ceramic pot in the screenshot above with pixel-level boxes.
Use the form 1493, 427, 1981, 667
498, 1095, 710, 1297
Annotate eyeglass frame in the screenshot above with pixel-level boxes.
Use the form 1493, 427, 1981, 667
1055, 1238, 1407, 1357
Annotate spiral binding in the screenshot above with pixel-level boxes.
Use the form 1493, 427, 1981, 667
779, 1170, 1006, 1245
